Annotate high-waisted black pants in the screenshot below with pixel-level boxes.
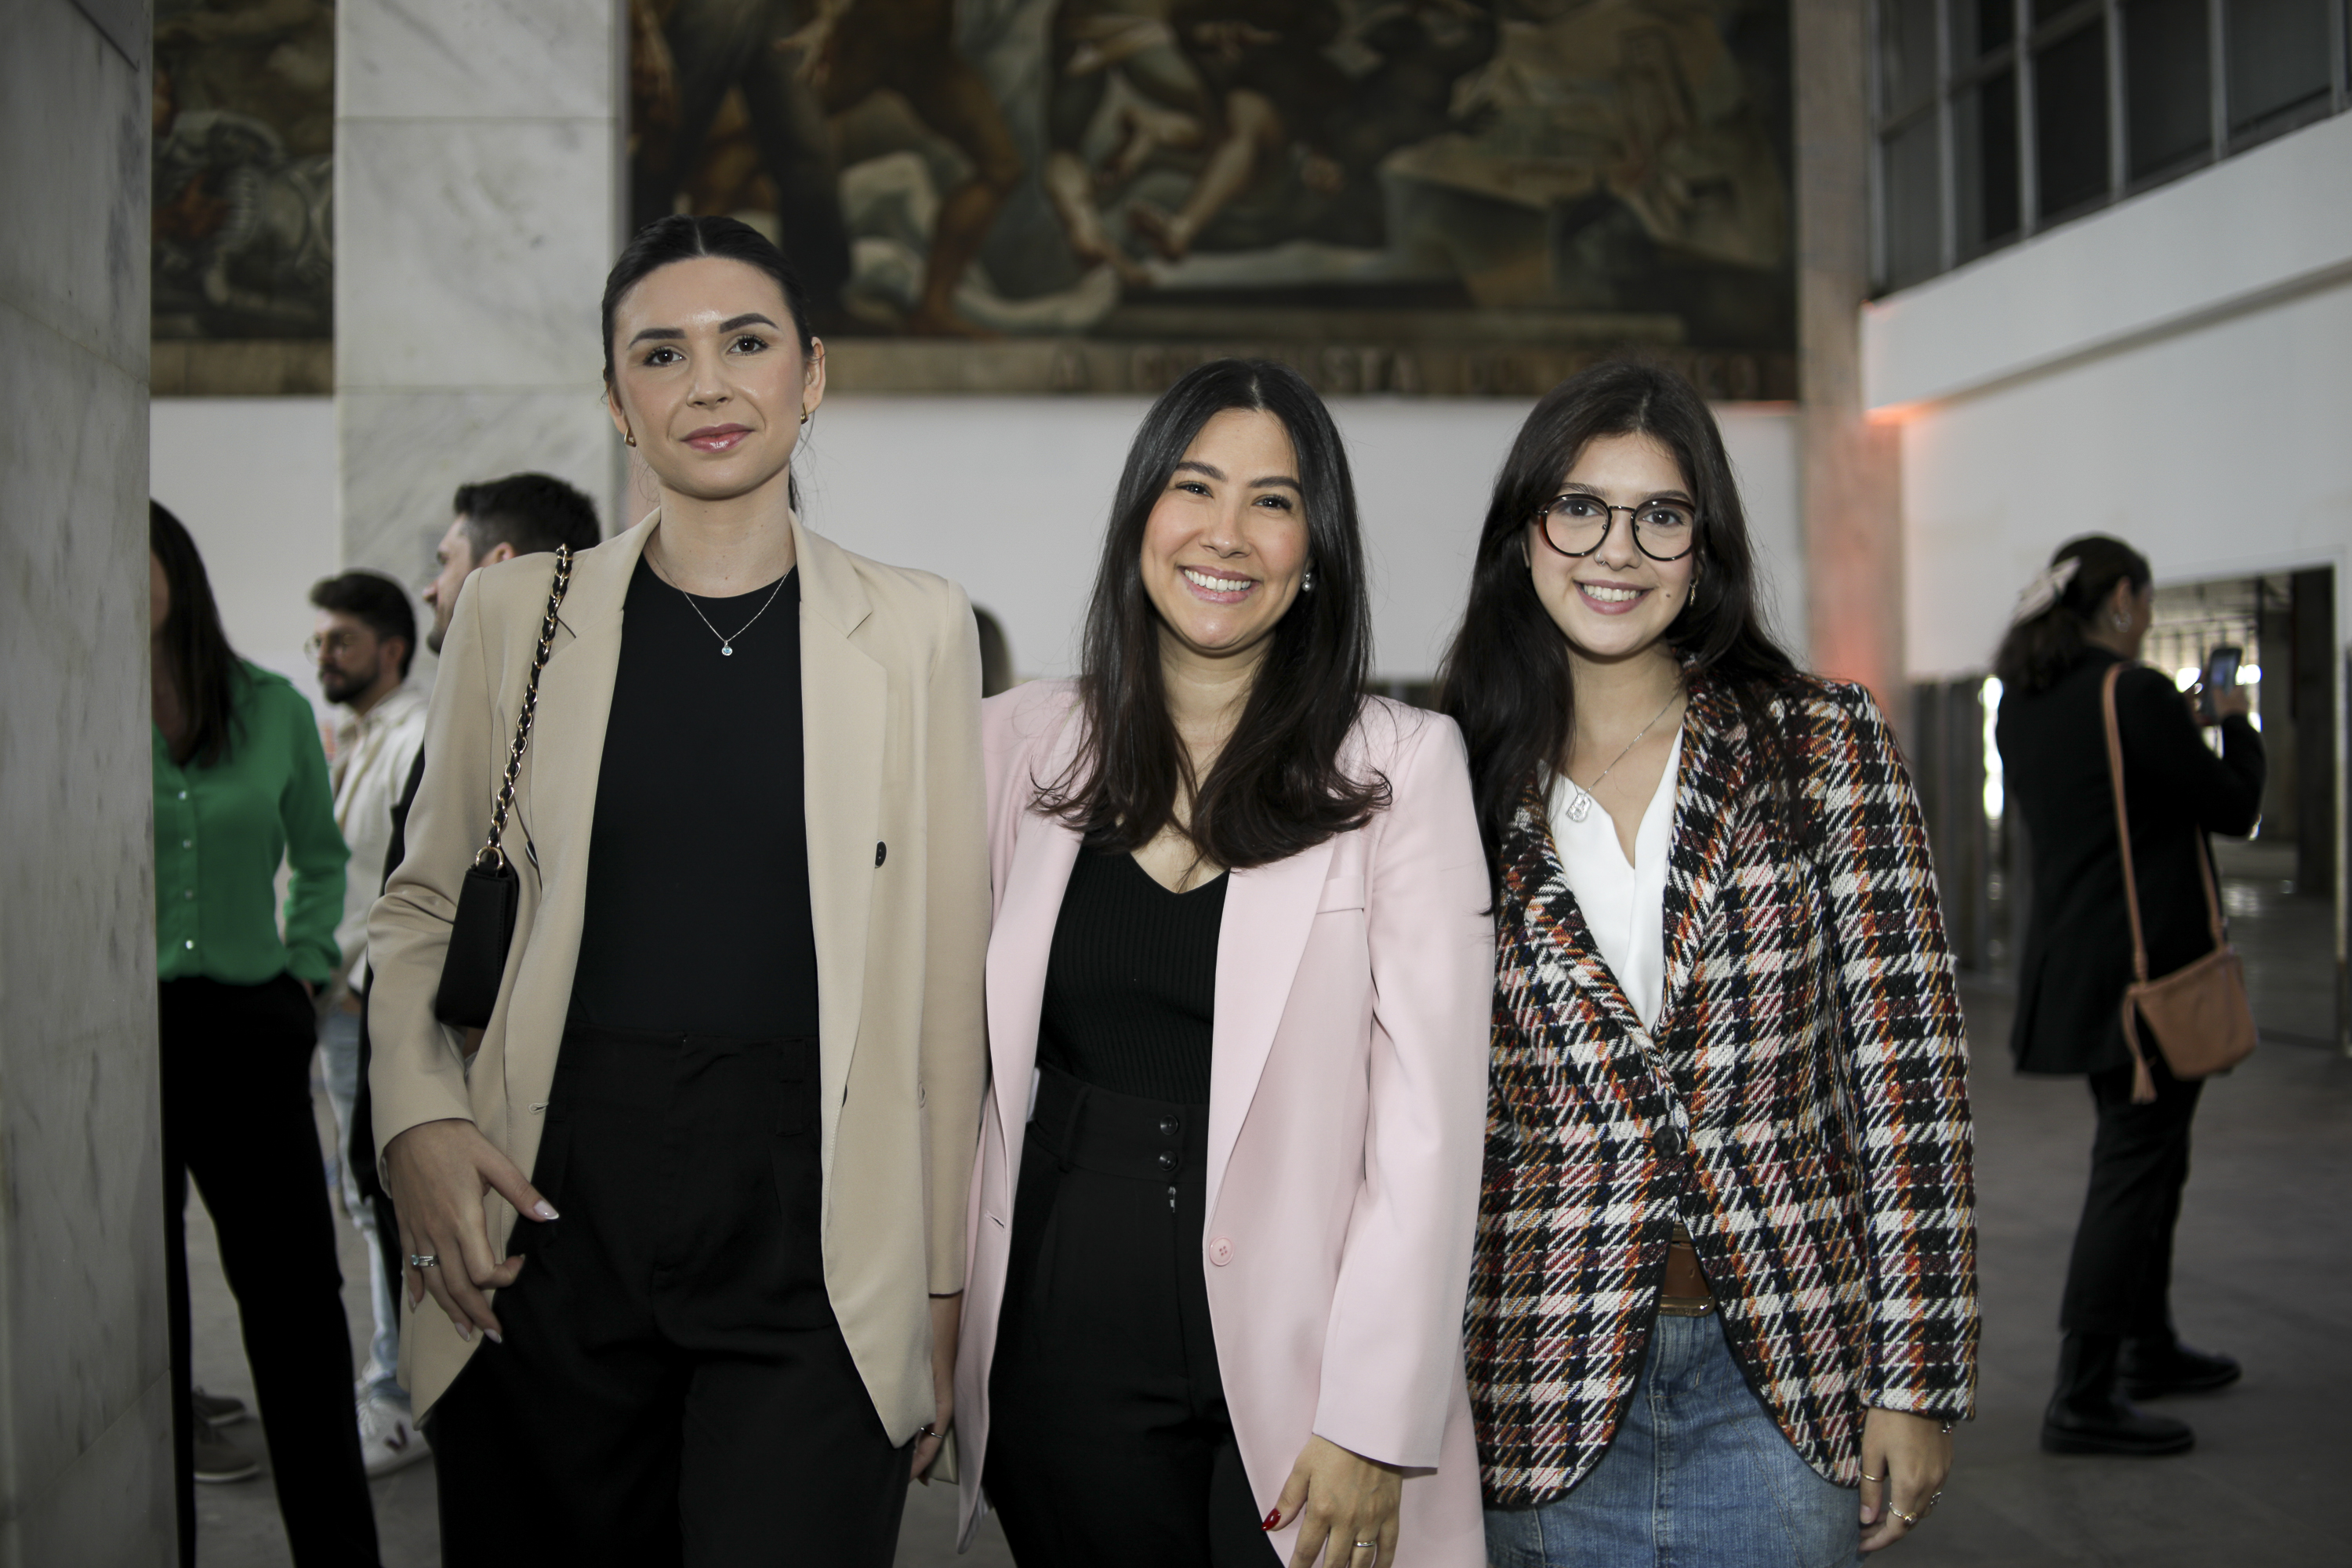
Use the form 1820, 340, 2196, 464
160, 975, 381, 1568
986, 1068, 1281, 1568
426, 1025, 908, 1567
2061, 1048, 2205, 1337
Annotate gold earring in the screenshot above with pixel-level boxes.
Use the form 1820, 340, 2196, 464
624, 430, 637, 447
800, 407, 810, 426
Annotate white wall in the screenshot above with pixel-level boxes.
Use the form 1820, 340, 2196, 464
1864, 113, 2352, 680
794, 397, 1803, 683
150, 397, 345, 710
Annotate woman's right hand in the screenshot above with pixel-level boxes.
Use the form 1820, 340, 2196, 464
383, 1118, 557, 1343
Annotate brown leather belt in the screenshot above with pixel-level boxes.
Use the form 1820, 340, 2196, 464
1658, 1221, 1715, 1317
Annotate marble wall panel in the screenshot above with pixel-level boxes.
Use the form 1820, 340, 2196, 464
339, 119, 615, 391
340, 389, 623, 580
340, 0, 615, 121
0, 0, 152, 372
1, 2, 170, 1559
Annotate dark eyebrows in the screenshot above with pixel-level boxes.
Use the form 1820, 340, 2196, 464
1171, 459, 1301, 492
625, 312, 779, 349
1559, 481, 1696, 505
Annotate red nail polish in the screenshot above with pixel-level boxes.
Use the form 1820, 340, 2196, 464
1262, 1509, 1282, 1531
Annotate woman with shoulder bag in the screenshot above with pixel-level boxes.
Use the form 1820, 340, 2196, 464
367, 215, 990, 1565
1443, 362, 1977, 1567
1993, 535, 2264, 1459
956, 358, 1494, 1567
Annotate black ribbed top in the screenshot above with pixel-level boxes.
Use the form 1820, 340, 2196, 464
1037, 847, 1228, 1103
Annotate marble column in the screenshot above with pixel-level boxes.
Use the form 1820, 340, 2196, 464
336, 0, 626, 592
1792, 0, 1905, 706
0, 2, 176, 1560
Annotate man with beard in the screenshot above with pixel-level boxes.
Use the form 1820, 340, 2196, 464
307, 569, 431, 1477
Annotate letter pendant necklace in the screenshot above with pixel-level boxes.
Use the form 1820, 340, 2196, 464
1563, 688, 1683, 824
673, 572, 789, 656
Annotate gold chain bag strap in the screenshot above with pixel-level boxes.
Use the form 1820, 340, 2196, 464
2100, 661, 2257, 1104
432, 546, 573, 1029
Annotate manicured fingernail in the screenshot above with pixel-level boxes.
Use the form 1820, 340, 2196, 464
533, 1201, 559, 1220
1262, 1509, 1282, 1531
457, 1323, 474, 1341
485, 1329, 503, 1345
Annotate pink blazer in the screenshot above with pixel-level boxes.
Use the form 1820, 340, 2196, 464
955, 681, 1494, 1562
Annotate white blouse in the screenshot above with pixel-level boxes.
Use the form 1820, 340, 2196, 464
1545, 728, 1682, 1030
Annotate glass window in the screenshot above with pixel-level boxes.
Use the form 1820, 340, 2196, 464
2227, 0, 2333, 134
1881, 0, 1943, 111
2034, 20, 2113, 217
1882, 116, 1945, 285
1957, 69, 2024, 252
1955, 0, 2019, 59
2125, 0, 2214, 178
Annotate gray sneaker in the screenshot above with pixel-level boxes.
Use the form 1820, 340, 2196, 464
357, 1389, 431, 1479
193, 1417, 260, 1484
192, 1388, 248, 1427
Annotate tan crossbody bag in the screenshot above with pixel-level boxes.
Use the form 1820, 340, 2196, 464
2100, 662, 2258, 1103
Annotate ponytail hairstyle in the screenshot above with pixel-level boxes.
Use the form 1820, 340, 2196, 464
1991, 534, 2151, 695
1435, 361, 1812, 888
150, 500, 247, 767
601, 215, 818, 510
1038, 358, 1388, 869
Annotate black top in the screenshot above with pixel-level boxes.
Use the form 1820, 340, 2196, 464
570, 559, 819, 1039
1995, 649, 2265, 1075
1038, 847, 1228, 1103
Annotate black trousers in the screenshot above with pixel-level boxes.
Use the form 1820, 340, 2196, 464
426, 1025, 908, 1567
159, 975, 380, 1568
986, 1069, 1280, 1568
2060, 1048, 2205, 1337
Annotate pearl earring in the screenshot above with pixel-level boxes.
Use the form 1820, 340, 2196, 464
1301, 568, 1316, 593
624, 431, 637, 447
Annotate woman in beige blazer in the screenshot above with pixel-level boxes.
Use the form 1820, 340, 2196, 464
367, 216, 989, 1566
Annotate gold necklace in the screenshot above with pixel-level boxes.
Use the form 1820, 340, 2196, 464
1562, 688, 1683, 824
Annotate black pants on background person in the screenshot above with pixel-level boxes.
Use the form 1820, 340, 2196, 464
160, 975, 383, 1568
986, 1069, 1282, 1568
2061, 1049, 2204, 1337
425, 1025, 909, 1567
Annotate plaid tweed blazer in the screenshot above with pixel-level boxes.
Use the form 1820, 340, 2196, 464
1467, 674, 1978, 1507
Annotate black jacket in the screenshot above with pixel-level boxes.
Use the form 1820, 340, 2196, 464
1997, 651, 2264, 1074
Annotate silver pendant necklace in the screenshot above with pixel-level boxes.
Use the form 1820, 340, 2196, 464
670, 569, 789, 656
1562, 688, 1683, 824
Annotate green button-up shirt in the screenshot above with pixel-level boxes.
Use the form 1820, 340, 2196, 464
154, 662, 349, 987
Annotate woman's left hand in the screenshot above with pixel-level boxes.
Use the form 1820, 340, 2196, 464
1857, 1406, 1953, 1552
911, 1292, 960, 1483
1269, 1434, 1403, 1567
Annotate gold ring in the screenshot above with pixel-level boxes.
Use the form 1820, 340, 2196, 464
1860, 1472, 1884, 1484
1893, 1508, 1918, 1527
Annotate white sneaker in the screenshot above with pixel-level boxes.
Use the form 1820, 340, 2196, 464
357, 1389, 431, 1479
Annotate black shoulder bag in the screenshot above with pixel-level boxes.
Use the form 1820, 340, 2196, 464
432, 546, 572, 1028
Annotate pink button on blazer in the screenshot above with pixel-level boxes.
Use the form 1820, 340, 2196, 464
955, 681, 1494, 1563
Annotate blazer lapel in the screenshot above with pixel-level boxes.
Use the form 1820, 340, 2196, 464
1205, 837, 1336, 1221
793, 517, 886, 1170
516, 517, 648, 888
985, 815, 1083, 1177
1508, 792, 1653, 1045
1652, 677, 1749, 1041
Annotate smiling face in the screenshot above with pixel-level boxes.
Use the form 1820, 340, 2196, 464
604, 256, 824, 509
1525, 430, 1699, 668
1139, 408, 1312, 669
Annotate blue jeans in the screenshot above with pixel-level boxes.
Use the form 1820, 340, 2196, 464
319, 1006, 402, 1400
1485, 1313, 1864, 1568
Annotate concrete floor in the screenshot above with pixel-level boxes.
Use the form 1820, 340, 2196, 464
188, 967, 2349, 1566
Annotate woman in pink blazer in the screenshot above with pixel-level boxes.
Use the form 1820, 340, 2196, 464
953, 360, 1492, 1568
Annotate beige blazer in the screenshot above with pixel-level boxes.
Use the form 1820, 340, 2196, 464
368, 512, 990, 1436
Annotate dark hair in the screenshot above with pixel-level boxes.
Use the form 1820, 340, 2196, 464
308, 571, 419, 678
602, 216, 818, 510
1435, 361, 1812, 886
150, 500, 246, 768
1991, 534, 2152, 695
1040, 359, 1388, 869
974, 606, 1015, 699
451, 472, 603, 561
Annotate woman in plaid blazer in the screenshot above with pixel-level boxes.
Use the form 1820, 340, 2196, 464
1437, 363, 1978, 1566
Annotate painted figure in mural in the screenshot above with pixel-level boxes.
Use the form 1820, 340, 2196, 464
635, 0, 1022, 336
151, 0, 336, 338
1041, 0, 1209, 285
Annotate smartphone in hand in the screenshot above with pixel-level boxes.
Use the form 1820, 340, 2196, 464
2199, 644, 2241, 721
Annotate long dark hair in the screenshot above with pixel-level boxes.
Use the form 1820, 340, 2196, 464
151, 500, 245, 768
1435, 361, 1811, 884
1040, 359, 1388, 869
601, 215, 818, 509
1991, 534, 2151, 694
